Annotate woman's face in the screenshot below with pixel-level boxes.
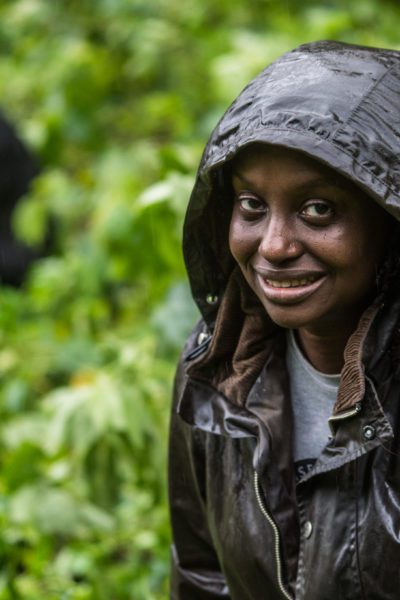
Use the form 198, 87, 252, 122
229, 146, 392, 337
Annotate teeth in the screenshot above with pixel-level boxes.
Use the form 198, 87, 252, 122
265, 276, 319, 288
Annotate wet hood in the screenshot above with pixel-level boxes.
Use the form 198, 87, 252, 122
183, 40, 400, 325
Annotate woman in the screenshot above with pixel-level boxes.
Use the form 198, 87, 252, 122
169, 40, 400, 599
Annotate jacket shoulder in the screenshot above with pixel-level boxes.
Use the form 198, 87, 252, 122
173, 318, 211, 405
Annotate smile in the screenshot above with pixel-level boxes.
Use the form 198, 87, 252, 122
255, 272, 326, 305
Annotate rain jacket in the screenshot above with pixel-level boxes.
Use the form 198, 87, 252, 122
169, 40, 400, 599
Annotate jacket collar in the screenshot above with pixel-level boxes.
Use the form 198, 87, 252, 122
334, 302, 381, 415
187, 266, 400, 417
187, 267, 279, 407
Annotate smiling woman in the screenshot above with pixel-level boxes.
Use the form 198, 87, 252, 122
169, 41, 400, 600
229, 146, 391, 373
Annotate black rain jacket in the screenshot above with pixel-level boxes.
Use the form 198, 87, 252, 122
169, 40, 400, 600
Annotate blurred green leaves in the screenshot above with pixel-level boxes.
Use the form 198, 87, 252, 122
1, 0, 400, 598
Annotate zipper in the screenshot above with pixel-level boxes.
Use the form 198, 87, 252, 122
328, 402, 362, 434
254, 471, 293, 600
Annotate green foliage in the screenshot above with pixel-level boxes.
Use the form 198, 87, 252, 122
1, 0, 400, 597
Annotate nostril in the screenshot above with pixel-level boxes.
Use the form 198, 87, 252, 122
258, 232, 303, 263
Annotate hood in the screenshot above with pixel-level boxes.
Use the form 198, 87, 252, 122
183, 40, 400, 326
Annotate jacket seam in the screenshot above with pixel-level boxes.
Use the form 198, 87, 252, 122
331, 63, 396, 138
294, 491, 306, 599
298, 441, 381, 482
354, 460, 367, 600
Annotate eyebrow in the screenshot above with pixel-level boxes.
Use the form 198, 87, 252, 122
232, 170, 355, 194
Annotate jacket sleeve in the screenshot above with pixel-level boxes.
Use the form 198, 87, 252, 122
168, 353, 231, 599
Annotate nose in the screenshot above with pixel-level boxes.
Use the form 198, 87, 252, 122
258, 214, 303, 264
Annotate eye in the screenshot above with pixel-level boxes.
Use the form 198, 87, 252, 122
301, 201, 334, 222
237, 194, 266, 213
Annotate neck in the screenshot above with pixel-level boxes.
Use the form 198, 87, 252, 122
295, 326, 355, 374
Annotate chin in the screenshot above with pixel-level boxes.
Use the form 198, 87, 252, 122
269, 316, 308, 330
262, 302, 326, 332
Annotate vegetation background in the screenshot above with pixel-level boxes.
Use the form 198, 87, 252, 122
1, 0, 400, 598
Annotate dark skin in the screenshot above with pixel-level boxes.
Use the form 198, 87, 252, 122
229, 145, 392, 374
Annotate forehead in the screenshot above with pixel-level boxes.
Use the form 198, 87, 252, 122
231, 144, 359, 193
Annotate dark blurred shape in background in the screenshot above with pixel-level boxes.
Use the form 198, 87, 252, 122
0, 113, 40, 286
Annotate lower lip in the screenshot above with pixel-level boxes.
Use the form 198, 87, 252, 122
256, 273, 327, 305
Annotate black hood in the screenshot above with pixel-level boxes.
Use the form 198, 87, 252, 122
183, 40, 400, 326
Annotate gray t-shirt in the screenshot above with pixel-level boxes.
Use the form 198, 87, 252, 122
286, 330, 340, 482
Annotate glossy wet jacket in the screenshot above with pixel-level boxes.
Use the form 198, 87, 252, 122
169, 41, 400, 599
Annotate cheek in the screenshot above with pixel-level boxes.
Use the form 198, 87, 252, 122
347, 222, 388, 273
327, 225, 384, 290
317, 223, 375, 270
350, 205, 393, 268
229, 218, 254, 263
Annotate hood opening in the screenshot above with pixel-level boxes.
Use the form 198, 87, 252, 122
184, 41, 400, 325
